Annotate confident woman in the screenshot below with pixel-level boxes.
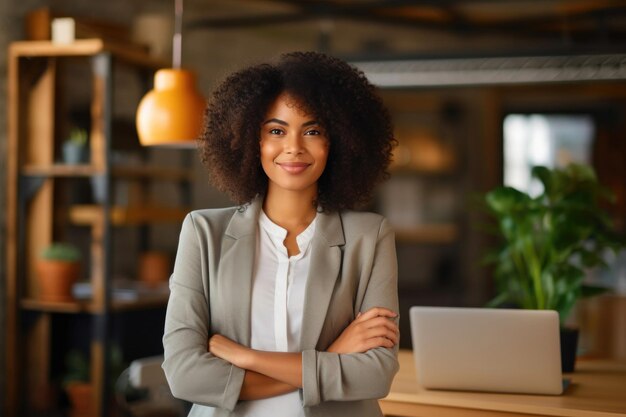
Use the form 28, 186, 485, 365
162, 51, 399, 417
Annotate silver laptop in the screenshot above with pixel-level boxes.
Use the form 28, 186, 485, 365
409, 306, 564, 395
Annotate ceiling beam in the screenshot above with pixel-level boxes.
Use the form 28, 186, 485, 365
186, 0, 626, 43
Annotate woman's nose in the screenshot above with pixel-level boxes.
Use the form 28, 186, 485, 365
284, 133, 303, 154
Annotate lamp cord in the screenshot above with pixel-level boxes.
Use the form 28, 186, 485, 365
173, 0, 183, 69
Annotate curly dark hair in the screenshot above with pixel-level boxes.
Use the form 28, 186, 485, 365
199, 51, 395, 211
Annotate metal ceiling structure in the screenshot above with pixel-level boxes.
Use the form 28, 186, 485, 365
187, 0, 626, 87
352, 53, 626, 87
189, 0, 626, 44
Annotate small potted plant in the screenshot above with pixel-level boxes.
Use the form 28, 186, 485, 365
138, 250, 171, 288
62, 127, 88, 164
62, 345, 126, 415
37, 242, 81, 302
484, 164, 625, 372
63, 349, 93, 415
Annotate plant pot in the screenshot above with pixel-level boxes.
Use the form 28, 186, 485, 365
65, 382, 94, 415
138, 251, 171, 287
62, 142, 88, 164
560, 327, 579, 373
37, 260, 80, 302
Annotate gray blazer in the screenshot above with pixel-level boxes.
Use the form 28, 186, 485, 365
162, 198, 399, 417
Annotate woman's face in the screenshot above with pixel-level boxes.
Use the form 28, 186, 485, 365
260, 92, 329, 195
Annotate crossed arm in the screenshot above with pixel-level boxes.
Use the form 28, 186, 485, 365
208, 307, 399, 401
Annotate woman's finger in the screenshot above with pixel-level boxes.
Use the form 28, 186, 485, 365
364, 326, 399, 345
355, 317, 398, 339
363, 336, 395, 351
360, 316, 399, 332
356, 307, 397, 322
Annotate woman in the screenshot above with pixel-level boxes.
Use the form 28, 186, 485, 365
162, 51, 399, 417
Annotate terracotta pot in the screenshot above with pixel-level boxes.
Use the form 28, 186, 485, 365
138, 251, 171, 287
64, 382, 94, 414
37, 260, 80, 302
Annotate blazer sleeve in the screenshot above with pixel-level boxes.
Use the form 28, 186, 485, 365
162, 213, 245, 411
301, 217, 400, 406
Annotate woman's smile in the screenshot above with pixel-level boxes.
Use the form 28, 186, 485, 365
276, 161, 312, 174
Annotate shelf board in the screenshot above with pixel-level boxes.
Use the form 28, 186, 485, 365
22, 164, 103, 177
394, 224, 458, 244
112, 165, 194, 181
9, 39, 168, 70
111, 293, 170, 312
69, 205, 188, 225
22, 164, 194, 181
21, 298, 89, 313
20, 294, 169, 314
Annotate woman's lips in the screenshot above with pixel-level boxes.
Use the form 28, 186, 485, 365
277, 162, 310, 174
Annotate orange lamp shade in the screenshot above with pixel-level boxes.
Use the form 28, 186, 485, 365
136, 69, 206, 146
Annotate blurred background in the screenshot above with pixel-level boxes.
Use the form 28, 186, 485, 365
1, 1, 626, 416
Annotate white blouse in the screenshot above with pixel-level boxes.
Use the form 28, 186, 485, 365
232, 210, 316, 417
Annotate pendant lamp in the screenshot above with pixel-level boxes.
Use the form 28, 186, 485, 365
136, 0, 205, 146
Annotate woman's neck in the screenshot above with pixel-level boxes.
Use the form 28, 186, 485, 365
262, 185, 318, 233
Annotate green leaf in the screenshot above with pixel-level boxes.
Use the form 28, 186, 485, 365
41, 242, 81, 262
566, 163, 596, 182
485, 187, 531, 215
531, 166, 552, 196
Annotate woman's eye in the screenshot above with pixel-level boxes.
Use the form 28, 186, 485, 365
304, 129, 321, 136
269, 128, 283, 135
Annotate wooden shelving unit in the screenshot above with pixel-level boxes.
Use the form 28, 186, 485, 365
68, 205, 189, 226
394, 224, 458, 244
5, 39, 187, 417
22, 164, 104, 177
20, 294, 170, 314
8, 38, 166, 69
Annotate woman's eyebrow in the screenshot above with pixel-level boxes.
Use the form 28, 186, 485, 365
262, 119, 319, 127
263, 118, 287, 126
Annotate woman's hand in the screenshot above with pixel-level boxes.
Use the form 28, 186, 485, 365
327, 307, 399, 354
208, 334, 253, 369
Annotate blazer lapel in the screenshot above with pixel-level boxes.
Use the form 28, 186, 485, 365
219, 198, 262, 346
300, 210, 345, 350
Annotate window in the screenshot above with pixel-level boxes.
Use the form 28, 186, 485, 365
503, 114, 595, 196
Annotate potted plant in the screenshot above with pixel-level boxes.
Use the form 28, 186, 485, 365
484, 163, 625, 372
37, 242, 81, 302
63, 349, 93, 415
138, 250, 171, 288
62, 127, 88, 164
62, 345, 126, 415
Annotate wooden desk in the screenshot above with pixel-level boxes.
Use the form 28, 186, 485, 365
380, 350, 626, 417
